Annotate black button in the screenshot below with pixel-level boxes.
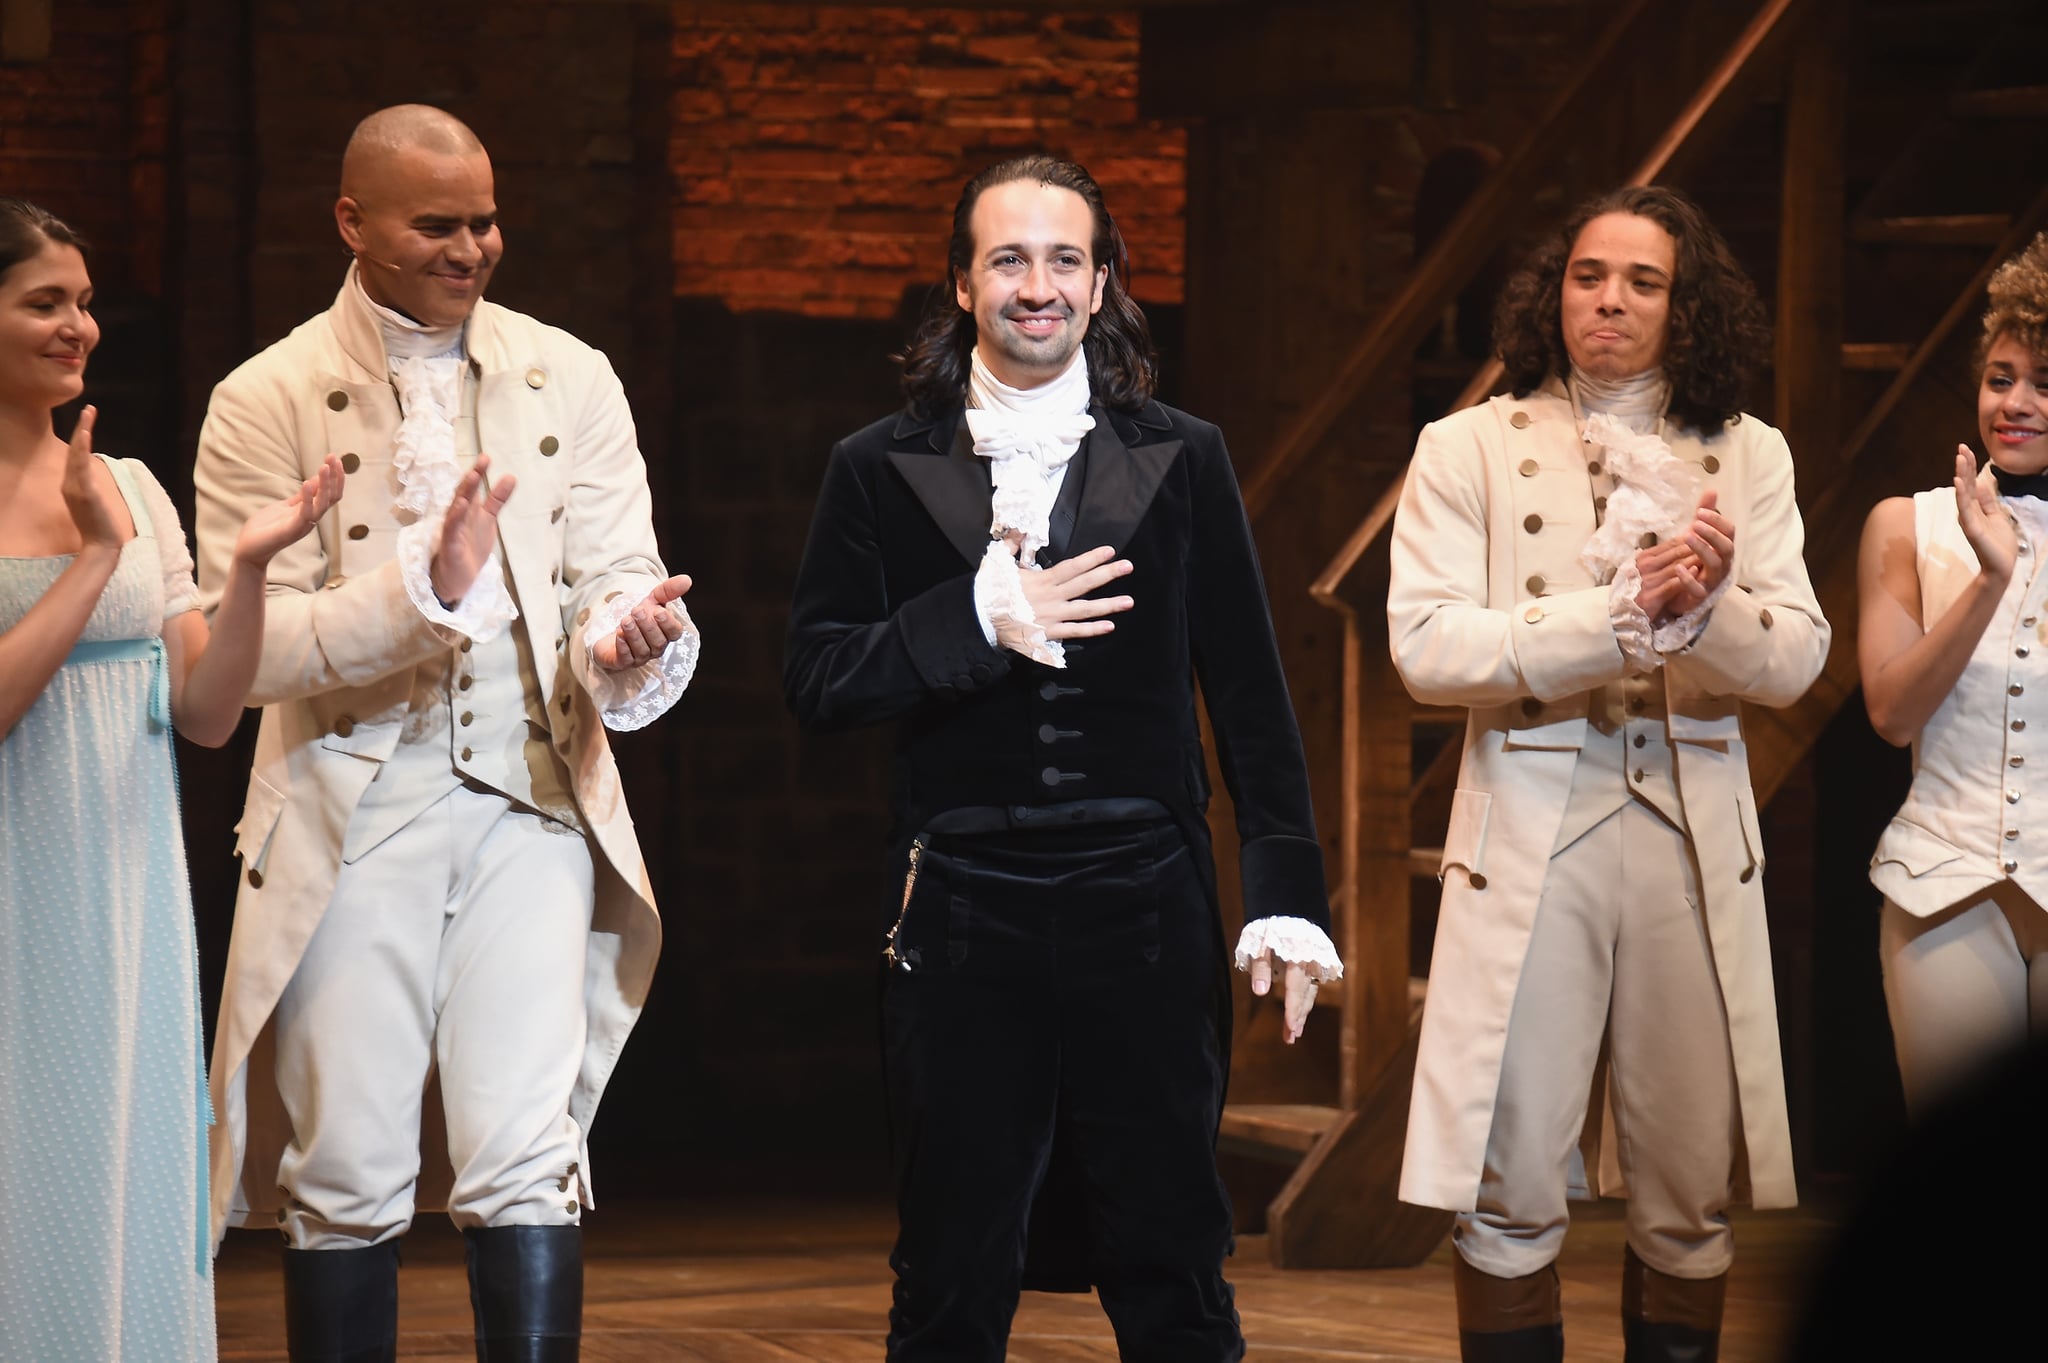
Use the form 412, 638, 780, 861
1040, 681, 1059, 701
970, 663, 991, 683
954, 673, 972, 687
1040, 767, 1063, 787
1012, 805, 1033, 820
1520, 698, 1541, 718
1038, 724, 1058, 743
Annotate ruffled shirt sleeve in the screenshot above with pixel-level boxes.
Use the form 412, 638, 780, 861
579, 588, 702, 732
395, 518, 519, 642
1232, 916, 1345, 983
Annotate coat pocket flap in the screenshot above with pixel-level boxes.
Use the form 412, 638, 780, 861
1440, 788, 1492, 876
1870, 819, 1968, 877
1502, 714, 1587, 752
233, 774, 289, 867
1669, 709, 1743, 745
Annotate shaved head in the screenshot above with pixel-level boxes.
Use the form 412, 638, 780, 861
340, 104, 486, 199
334, 104, 501, 327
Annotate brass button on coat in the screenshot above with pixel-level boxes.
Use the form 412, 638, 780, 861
539, 435, 559, 456
1518, 458, 1539, 477
1633, 733, 1647, 748
1526, 575, 1545, 595
1586, 460, 1602, 477
347, 524, 369, 540
1739, 866, 1755, 883
247, 867, 264, 889
460, 638, 472, 653
340, 452, 361, 474
1639, 532, 1659, 549
1469, 872, 1489, 890
333, 716, 355, 737
2013, 684, 2026, 697
526, 368, 547, 389
326, 390, 348, 411
1523, 605, 1544, 624
1521, 698, 1542, 718
460, 711, 474, 727
550, 506, 563, 524
1759, 608, 1775, 629
1523, 514, 1543, 534
461, 746, 473, 761
1509, 411, 1531, 429
1702, 455, 1721, 474
458, 676, 472, 691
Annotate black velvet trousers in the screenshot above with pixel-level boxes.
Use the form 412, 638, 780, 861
881, 818, 1243, 1363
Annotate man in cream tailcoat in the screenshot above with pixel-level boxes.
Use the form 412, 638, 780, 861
1387, 186, 1826, 1363
194, 105, 696, 1362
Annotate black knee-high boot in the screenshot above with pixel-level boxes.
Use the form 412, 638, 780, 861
1453, 1252, 1565, 1363
464, 1225, 583, 1362
1621, 1244, 1724, 1363
281, 1241, 401, 1363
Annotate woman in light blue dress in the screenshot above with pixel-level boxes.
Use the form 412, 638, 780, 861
0, 199, 342, 1362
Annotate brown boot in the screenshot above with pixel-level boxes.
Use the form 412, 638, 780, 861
1621, 1244, 1725, 1363
1453, 1252, 1564, 1363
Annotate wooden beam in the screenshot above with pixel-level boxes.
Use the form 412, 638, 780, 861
1776, 0, 1845, 477
0, 0, 51, 62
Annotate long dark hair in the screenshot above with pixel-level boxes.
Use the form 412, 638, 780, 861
1494, 184, 1767, 436
0, 198, 87, 285
898, 155, 1158, 418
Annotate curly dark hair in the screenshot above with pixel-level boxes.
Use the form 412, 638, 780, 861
1493, 184, 1768, 436
898, 155, 1157, 418
0, 198, 87, 286
1981, 230, 2048, 366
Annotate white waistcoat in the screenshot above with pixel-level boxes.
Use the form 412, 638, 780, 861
1870, 488, 2048, 915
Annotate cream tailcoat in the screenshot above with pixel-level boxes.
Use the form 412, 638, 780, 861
1387, 385, 1828, 1214
193, 277, 671, 1240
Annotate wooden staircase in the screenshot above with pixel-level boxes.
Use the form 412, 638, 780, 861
1217, 0, 2048, 1268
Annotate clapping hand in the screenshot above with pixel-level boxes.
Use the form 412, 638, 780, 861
1635, 489, 1737, 627
1247, 952, 1321, 1045
59, 406, 128, 552
1954, 444, 2018, 584
233, 454, 345, 567
593, 574, 692, 672
430, 454, 517, 605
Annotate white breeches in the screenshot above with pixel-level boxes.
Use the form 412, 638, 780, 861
1455, 800, 1740, 1282
1880, 886, 2048, 1118
271, 784, 594, 1249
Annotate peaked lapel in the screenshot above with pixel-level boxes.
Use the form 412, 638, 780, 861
886, 408, 994, 568
1070, 401, 1181, 556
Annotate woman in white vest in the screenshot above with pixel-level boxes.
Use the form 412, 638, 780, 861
1860, 231, 2048, 1112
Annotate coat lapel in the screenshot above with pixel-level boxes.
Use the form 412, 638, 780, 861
1070, 401, 1180, 555
887, 409, 994, 568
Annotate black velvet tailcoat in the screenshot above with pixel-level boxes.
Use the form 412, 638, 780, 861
783, 396, 1328, 1292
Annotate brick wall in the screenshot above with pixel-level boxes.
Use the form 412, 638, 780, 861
670, 4, 1184, 318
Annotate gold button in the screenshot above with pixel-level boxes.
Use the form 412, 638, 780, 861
459, 675, 473, 691
1759, 608, 1774, 630
340, 452, 361, 474
1586, 460, 1602, 476
1509, 411, 1530, 429
564, 1200, 578, 1214
2008, 828, 2021, 840
460, 638, 472, 653
550, 506, 563, 523
1633, 733, 1646, 748
460, 711, 474, 726
326, 390, 348, 411
333, 716, 355, 737
577, 609, 591, 626
1739, 865, 1755, 883
1633, 768, 1646, 783
2014, 757, 2027, 768
1526, 575, 1545, 595
1518, 458, 1539, 477
550, 567, 560, 585
347, 524, 369, 540
247, 867, 264, 889
461, 746, 473, 761
1469, 872, 1489, 889
1640, 532, 1659, 549
1595, 496, 1608, 515
1521, 697, 1542, 718
1523, 514, 1543, 534
1703, 455, 1721, 474
1524, 604, 1544, 624
540, 435, 559, 456
527, 368, 547, 389
2013, 684, 2026, 697
2016, 719, 2029, 732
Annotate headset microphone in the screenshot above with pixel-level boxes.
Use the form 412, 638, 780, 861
358, 251, 404, 273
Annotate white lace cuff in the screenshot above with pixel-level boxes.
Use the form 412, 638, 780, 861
970, 549, 999, 646
1607, 559, 1662, 674
1653, 572, 1734, 654
581, 589, 702, 732
1233, 916, 1344, 982
977, 540, 1064, 668
396, 520, 518, 642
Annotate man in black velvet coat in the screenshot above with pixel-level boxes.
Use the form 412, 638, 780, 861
783, 155, 1339, 1363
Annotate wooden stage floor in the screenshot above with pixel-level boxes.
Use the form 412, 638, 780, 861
216, 1198, 1830, 1361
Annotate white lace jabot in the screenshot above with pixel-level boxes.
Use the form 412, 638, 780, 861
966, 347, 1096, 667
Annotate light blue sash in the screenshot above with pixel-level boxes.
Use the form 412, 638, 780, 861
62, 635, 171, 732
